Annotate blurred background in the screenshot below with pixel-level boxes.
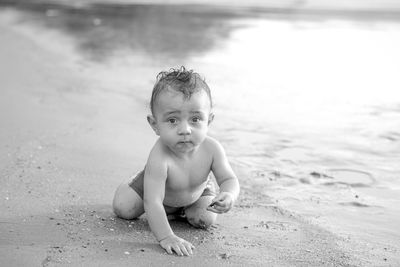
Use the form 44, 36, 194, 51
1, 0, 399, 259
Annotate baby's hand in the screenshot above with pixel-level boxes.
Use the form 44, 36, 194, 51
159, 234, 195, 256
207, 192, 235, 214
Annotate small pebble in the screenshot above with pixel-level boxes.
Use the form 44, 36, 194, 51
219, 253, 230, 260
124, 251, 130, 255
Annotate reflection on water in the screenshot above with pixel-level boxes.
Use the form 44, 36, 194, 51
1, 0, 399, 62
0, 1, 249, 61
2, 0, 400, 253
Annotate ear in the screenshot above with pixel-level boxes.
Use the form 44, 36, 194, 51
208, 112, 215, 126
147, 115, 160, 135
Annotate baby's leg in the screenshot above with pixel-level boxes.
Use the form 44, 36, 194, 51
113, 182, 144, 220
184, 195, 217, 229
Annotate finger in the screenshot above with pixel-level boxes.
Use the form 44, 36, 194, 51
210, 196, 223, 204
207, 206, 219, 213
184, 242, 193, 255
218, 199, 233, 210
180, 244, 190, 256
172, 245, 183, 256
209, 199, 224, 208
164, 246, 173, 255
217, 201, 228, 208
207, 206, 223, 213
210, 201, 225, 208
214, 207, 227, 213
211, 202, 230, 213
212, 200, 227, 209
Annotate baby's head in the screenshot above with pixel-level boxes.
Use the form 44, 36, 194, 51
150, 66, 213, 117
148, 67, 214, 152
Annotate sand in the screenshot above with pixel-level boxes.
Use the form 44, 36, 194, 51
0, 7, 393, 267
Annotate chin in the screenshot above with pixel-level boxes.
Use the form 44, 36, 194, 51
177, 147, 195, 154
175, 142, 195, 151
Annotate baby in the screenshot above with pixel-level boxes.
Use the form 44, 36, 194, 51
112, 67, 240, 256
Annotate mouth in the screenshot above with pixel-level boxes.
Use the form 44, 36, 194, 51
177, 141, 193, 146
178, 141, 192, 144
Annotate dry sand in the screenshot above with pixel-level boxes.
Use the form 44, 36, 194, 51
0, 9, 389, 267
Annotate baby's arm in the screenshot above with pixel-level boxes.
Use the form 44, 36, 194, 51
207, 138, 240, 214
143, 146, 194, 256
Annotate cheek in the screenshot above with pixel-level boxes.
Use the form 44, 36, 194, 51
160, 128, 176, 140
194, 125, 208, 137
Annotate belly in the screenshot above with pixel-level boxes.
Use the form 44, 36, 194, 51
163, 185, 206, 207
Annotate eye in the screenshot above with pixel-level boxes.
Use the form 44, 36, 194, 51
191, 116, 201, 123
168, 118, 177, 124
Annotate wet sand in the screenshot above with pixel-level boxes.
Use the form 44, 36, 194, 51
1, 2, 399, 266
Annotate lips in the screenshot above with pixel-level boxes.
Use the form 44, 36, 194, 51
177, 141, 193, 146
178, 141, 192, 144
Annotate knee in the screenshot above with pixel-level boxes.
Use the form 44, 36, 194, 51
112, 184, 144, 220
186, 209, 217, 229
112, 201, 135, 220
185, 197, 217, 229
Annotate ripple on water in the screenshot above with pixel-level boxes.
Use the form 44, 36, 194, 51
322, 168, 376, 187
338, 201, 372, 208
379, 131, 400, 142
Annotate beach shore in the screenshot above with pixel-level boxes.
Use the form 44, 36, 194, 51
0, 4, 397, 266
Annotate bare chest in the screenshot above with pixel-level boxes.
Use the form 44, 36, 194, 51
165, 157, 212, 191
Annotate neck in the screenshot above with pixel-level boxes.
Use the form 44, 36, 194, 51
169, 146, 198, 160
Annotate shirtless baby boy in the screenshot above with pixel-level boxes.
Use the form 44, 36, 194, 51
113, 67, 240, 256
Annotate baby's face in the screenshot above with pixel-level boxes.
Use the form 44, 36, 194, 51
150, 89, 213, 154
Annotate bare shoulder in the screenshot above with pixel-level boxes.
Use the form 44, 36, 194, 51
203, 136, 226, 155
205, 136, 237, 183
144, 140, 169, 201
146, 139, 169, 170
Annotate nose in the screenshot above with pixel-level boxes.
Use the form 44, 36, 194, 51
178, 121, 191, 135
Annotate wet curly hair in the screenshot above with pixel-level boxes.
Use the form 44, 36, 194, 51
150, 66, 212, 115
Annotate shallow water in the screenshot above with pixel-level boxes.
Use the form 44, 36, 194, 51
2, 1, 400, 251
